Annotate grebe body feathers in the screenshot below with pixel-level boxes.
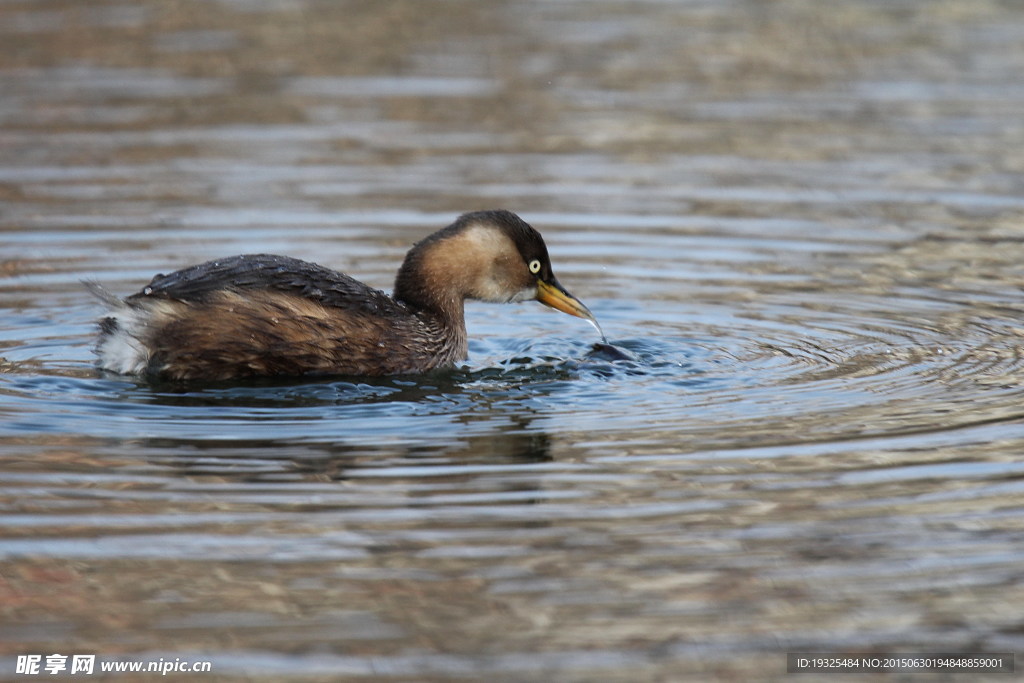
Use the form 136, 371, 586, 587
90, 210, 595, 381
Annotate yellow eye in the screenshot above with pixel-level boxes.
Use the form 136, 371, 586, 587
528, 259, 542, 274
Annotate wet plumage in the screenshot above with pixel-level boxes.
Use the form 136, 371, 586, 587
88, 210, 596, 381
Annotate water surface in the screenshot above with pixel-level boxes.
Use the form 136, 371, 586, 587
2, 1, 1024, 680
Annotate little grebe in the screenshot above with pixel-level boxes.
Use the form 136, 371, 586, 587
88, 210, 598, 381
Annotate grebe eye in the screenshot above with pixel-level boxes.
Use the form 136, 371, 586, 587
528, 259, 542, 274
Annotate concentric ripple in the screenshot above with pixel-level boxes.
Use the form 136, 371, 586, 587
7, 286, 1022, 461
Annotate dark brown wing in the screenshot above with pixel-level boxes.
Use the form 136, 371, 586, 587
128, 253, 403, 316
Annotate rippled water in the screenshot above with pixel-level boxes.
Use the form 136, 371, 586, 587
3, 1, 1024, 680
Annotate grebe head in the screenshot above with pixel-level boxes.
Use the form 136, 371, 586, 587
394, 210, 596, 325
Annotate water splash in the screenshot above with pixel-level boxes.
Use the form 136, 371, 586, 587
584, 315, 608, 344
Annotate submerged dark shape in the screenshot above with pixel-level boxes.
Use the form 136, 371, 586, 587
87, 210, 599, 381
587, 342, 637, 362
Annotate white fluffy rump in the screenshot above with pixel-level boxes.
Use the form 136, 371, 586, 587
96, 309, 152, 375
84, 282, 153, 375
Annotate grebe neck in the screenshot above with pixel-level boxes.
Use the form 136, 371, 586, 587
393, 226, 478, 322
